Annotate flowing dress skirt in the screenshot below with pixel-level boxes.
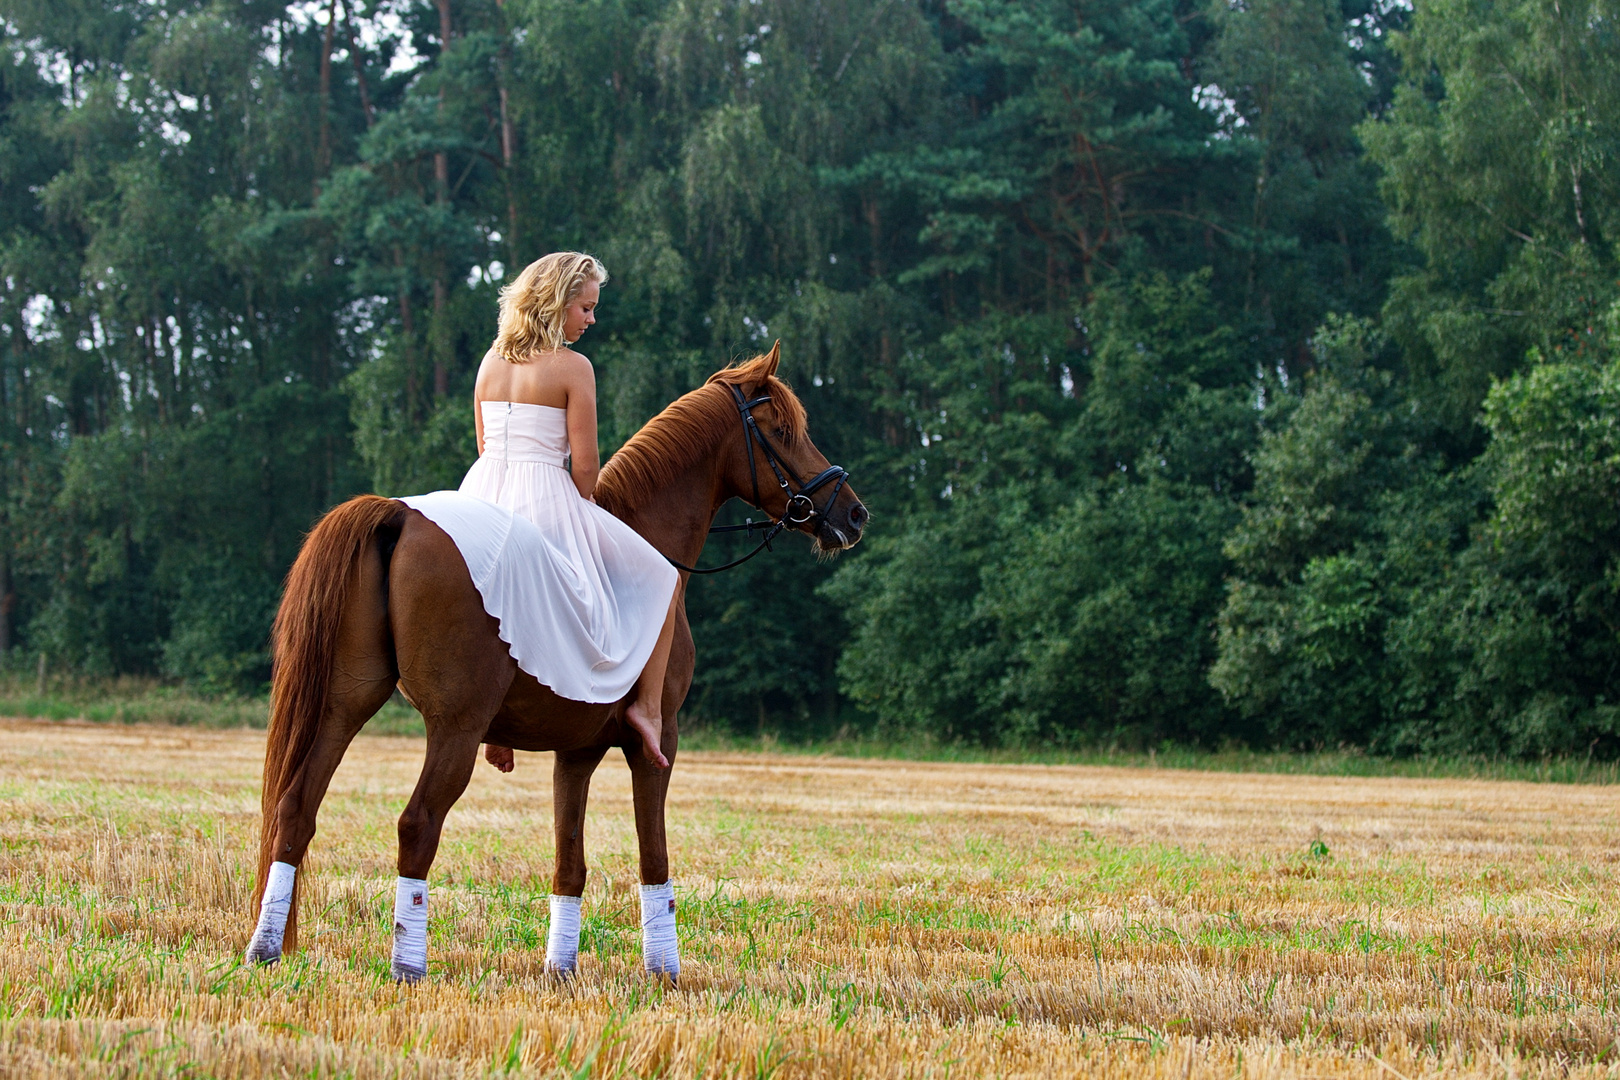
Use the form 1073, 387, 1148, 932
402, 401, 678, 704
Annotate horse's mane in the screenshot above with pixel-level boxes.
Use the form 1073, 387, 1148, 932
596, 353, 808, 515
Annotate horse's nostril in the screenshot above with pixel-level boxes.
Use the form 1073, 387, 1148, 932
849, 504, 868, 527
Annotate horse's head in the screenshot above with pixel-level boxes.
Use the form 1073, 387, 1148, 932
705, 342, 867, 554
597, 343, 868, 556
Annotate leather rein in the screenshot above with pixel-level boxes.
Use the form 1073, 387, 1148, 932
666, 383, 850, 575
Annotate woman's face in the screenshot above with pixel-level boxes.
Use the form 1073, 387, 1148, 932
562, 279, 599, 345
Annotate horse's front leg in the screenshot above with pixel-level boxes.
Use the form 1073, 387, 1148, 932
626, 722, 679, 978
547, 745, 608, 973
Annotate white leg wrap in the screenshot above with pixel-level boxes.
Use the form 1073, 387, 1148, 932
245, 861, 297, 964
545, 894, 582, 973
391, 876, 429, 983
640, 881, 679, 977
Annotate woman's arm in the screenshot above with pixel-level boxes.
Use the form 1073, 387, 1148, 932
563, 354, 600, 500
471, 352, 494, 454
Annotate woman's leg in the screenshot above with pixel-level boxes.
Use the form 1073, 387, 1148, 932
489, 592, 677, 774
624, 593, 678, 769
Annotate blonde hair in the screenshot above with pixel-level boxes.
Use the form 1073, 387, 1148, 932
494, 251, 608, 361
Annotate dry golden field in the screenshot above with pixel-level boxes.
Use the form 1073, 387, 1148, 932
1, 718, 1618, 1079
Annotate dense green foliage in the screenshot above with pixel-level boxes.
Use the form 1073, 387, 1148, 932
2, 0, 1617, 756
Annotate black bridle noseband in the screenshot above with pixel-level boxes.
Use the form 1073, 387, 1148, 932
667, 384, 850, 575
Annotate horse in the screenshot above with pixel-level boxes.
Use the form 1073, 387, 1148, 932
243, 343, 867, 982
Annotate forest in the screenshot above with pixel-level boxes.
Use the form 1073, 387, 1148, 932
2, 0, 1618, 757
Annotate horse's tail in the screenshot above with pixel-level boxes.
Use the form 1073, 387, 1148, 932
253, 494, 404, 952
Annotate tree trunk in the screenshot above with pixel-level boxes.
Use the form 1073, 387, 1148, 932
435, 0, 452, 206
0, 323, 9, 655
864, 194, 884, 278
498, 73, 518, 258
1572, 162, 1588, 243
316, 0, 337, 192
340, 0, 375, 128
153, 312, 170, 425
432, 275, 450, 398
494, 0, 517, 254
432, 0, 453, 398
0, 541, 11, 655
864, 195, 901, 446
397, 253, 419, 419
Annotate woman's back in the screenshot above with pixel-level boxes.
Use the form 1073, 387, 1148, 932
473, 344, 600, 499
474, 347, 583, 410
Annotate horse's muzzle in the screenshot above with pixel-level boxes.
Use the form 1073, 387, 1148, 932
815, 500, 867, 552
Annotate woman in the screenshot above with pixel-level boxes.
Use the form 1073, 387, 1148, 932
462, 252, 678, 771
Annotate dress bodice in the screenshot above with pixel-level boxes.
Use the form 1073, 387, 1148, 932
481, 400, 569, 466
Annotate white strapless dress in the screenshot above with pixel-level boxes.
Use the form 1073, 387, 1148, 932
400, 401, 677, 704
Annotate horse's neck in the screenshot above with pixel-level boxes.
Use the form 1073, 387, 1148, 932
616, 458, 726, 571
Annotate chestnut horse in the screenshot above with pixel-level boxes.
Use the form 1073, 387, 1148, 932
245, 344, 866, 980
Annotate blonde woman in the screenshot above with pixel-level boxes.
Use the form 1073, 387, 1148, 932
462, 252, 678, 772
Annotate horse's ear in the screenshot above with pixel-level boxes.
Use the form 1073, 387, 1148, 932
762, 340, 781, 379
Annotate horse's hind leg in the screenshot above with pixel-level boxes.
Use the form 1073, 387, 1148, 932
388, 720, 494, 983
266, 675, 396, 868
390, 665, 510, 982
248, 562, 395, 964
546, 745, 608, 973
386, 509, 517, 982
246, 675, 393, 963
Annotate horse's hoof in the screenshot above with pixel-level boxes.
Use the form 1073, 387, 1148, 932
244, 938, 282, 966
392, 962, 426, 985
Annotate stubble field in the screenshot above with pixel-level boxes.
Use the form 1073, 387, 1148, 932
0, 717, 1617, 1079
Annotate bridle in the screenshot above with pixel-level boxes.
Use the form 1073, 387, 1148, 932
667, 383, 851, 575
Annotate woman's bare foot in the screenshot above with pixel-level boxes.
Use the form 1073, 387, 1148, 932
484, 744, 515, 773
623, 702, 670, 768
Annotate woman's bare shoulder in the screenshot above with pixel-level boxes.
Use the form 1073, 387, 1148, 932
506, 346, 592, 372
556, 347, 594, 373
551, 349, 596, 392
476, 347, 592, 408
472, 348, 504, 396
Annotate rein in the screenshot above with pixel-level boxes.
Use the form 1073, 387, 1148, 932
666, 384, 850, 576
